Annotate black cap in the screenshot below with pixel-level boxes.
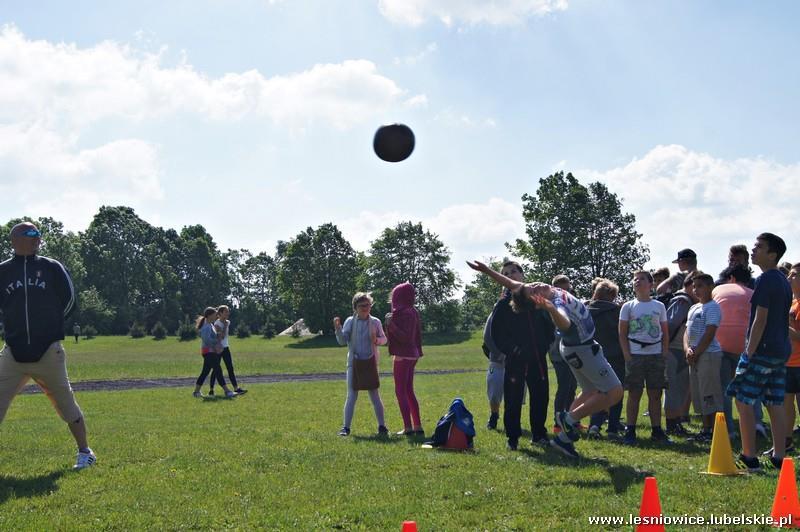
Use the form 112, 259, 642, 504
672, 248, 697, 263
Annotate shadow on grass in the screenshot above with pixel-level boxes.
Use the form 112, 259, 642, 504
519, 448, 653, 494
201, 395, 236, 402
351, 434, 406, 445
0, 470, 64, 503
284, 335, 339, 350
622, 438, 708, 456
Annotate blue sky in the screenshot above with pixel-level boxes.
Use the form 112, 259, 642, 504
2, 1, 798, 290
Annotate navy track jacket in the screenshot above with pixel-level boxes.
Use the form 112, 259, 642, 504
0, 254, 75, 362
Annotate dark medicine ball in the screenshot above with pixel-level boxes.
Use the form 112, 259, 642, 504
373, 124, 415, 163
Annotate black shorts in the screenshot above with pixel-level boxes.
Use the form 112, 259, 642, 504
786, 366, 800, 394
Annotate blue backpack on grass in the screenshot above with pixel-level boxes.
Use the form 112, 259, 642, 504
430, 398, 475, 449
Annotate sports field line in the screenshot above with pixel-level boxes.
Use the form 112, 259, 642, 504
20, 368, 482, 394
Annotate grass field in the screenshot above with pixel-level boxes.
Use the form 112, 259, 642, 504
59, 332, 484, 381
0, 335, 788, 530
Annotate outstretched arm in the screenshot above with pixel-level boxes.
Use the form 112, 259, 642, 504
466, 260, 524, 292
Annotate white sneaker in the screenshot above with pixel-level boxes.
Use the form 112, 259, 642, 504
74, 448, 97, 470
225, 390, 237, 398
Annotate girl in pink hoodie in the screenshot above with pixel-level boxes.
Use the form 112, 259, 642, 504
386, 282, 424, 435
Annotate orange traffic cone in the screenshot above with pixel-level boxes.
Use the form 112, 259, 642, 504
702, 412, 744, 475
401, 521, 418, 532
636, 476, 665, 532
771, 457, 800, 528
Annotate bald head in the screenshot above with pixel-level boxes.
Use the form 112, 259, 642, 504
10, 222, 41, 256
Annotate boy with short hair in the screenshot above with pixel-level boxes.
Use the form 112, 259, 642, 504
664, 273, 697, 436
683, 273, 724, 441
727, 233, 793, 471
619, 271, 670, 444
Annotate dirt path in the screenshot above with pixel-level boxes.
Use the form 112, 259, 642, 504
20, 368, 482, 394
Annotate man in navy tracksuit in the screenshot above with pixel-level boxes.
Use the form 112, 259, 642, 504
0, 222, 96, 470
485, 261, 555, 450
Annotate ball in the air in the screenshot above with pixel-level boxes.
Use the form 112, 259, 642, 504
373, 124, 415, 163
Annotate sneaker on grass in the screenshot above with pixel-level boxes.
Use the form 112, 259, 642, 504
650, 428, 672, 444
192, 391, 203, 398
377, 425, 389, 436
225, 390, 237, 398
555, 411, 580, 442
587, 425, 601, 439
235, 388, 248, 395
688, 431, 712, 443
338, 427, 350, 437
531, 437, 550, 448
665, 423, 693, 437
622, 430, 637, 446
74, 449, 96, 470
208, 389, 215, 396
550, 437, 580, 459
763, 454, 784, 470
506, 439, 518, 451
736, 453, 761, 472
486, 412, 499, 430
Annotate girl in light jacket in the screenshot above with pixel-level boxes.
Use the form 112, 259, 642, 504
333, 292, 388, 436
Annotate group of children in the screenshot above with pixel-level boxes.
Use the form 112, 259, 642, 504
193, 305, 248, 399
186, 233, 798, 472
472, 232, 798, 469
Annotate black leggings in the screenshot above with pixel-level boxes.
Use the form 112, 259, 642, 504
211, 347, 237, 389
196, 352, 226, 388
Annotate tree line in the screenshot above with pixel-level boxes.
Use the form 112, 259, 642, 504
1, 172, 649, 337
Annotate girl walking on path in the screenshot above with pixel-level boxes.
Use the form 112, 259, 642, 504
334, 292, 388, 436
209, 305, 247, 396
386, 282, 424, 436
193, 307, 236, 399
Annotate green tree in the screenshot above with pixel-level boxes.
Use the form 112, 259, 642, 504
82, 206, 159, 333
508, 172, 650, 297
277, 224, 359, 335
228, 250, 293, 335
75, 286, 116, 333
365, 221, 458, 320
177, 224, 229, 318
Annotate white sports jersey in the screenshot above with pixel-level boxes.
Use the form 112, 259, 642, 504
551, 287, 596, 345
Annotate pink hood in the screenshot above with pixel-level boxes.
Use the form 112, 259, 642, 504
388, 282, 423, 358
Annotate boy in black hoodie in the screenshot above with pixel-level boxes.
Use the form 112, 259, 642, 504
587, 279, 625, 437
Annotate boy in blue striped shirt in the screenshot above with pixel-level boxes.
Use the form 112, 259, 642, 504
683, 272, 723, 441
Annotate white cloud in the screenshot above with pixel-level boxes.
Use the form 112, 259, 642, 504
0, 122, 162, 230
394, 42, 438, 66
0, 25, 415, 131
338, 197, 524, 291
0, 25, 421, 236
582, 144, 800, 275
378, 0, 568, 27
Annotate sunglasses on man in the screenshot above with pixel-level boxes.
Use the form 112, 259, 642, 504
21, 229, 41, 238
